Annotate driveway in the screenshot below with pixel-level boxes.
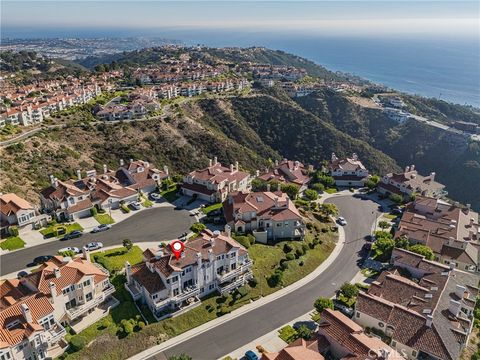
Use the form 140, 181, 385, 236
0, 206, 194, 276
144, 195, 380, 360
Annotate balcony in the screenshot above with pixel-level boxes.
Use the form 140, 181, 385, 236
219, 273, 252, 295
44, 323, 66, 346
125, 283, 141, 301
217, 260, 253, 284
174, 286, 200, 303
66, 285, 115, 320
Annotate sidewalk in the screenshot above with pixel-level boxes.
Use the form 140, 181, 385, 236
222, 270, 369, 360
129, 222, 346, 360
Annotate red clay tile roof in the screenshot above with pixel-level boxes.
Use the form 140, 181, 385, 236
0, 193, 34, 216
259, 159, 311, 186
131, 263, 166, 294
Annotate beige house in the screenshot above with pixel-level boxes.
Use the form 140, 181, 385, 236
0, 193, 37, 228
328, 153, 369, 187
258, 159, 312, 192
355, 248, 479, 360
378, 165, 446, 199
181, 157, 251, 203
223, 190, 305, 243
395, 196, 479, 272
125, 227, 252, 321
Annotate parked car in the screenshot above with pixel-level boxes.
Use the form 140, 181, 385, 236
32, 255, 54, 265
337, 216, 347, 226
391, 208, 404, 215
149, 192, 162, 201
85, 242, 103, 251
58, 246, 81, 254
17, 271, 29, 279
333, 300, 354, 318
61, 230, 83, 241
92, 224, 112, 233
129, 201, 142, 210
244, 350, 259, 360
365, 235, 376, 242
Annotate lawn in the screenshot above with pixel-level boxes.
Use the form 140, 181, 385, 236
142, 198, 154, 208
160, 187, 179, 202
39, 222, 83, 238
383, 213, 398, 220
94, 213, 115, 225
0, 236, 25, 250
324, 188, 338, 194
91, 246, 144, 272
201, 202, 222, 215
62, 215, 337, 360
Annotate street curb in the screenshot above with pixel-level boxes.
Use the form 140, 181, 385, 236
128, 224, 346, 360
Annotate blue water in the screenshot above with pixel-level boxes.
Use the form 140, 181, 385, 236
3, 27, 479, 106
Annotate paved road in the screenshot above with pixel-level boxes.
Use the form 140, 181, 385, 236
155, 195, 380, 360
0, 207, 194, 276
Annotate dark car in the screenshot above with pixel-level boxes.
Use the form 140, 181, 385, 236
61, 230, 83, 241
32, 255, 54, 265
365, 235, 376, 242
244, 350, 259, 360
333, 300, 354, 318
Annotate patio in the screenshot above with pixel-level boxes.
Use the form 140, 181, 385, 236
70, 296, 120, 334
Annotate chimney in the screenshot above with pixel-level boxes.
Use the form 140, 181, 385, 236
21, 304, 33, 323
235, 161, 239, 171
277, 183, 281, 192
274, 197, 279, 208
449, 262, 456, 270
266, 183, 271, 192
449, 299, 461, 317
425, 314, 433, 327
331, 153, 338, 162
294, 160, 300, 169
430, 172, 436, 181
181, 251, 186, 259
129, 158, 133, 164
230, 164, 234, 173
209, 158, 213, 167
125, 261, 132, 284
49, 282, 57, 299
225, 224, 232, 237
470, 218, 475, 227
120, 158, 125, 166
208, 248, 214, 262
54, 267, 61, 279
77, 169, 82, 180
308, 165, 314, 172
214, 156, 218, 165
352, 153, 358, 161
196, 252, 202, 267
82, 246, 90, 262
163, 165, 169, 176
50, 174, 56, 187
410, 164, 415, 171
405, 165, 410, 173
455, 284, 466, 299
275, 159, 279, 166
155, 250, 163, 259
103, 164, 108, 174
255, 169, 260, 177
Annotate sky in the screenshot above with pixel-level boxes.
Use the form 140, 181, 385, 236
2, 1, 479, 39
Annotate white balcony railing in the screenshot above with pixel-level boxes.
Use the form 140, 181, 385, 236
66, 285, 115, 319
217, 260, 253, 284
219, 274, 251, 294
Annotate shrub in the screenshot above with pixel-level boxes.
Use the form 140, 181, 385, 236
237, 286, 248, 298
389, 193, 403, 204
121, 319, 134, 335
378, 220, 390, 230
121, 203, 131, 213
267, 270, 283, 287
69, 335, 87, 351
283, 243, 293, 253
314, 297, 334, 313
90, 207, 98, 216
123, 238, 133, 252
304, 189, 318, 201
8, 226, 19, 236
248, 277, 258, 288
294, 324, 313, 340
295, 248, 304, 258
137, 321, 146, 330
59, 250, 76, 258
190, 222, 206, 233
233, 235, 255, 249
286, 253, 295, 261
280, 261, 290, 270
278, 325, 298, 343
310, 183, 325, 192
301, 243, 309, 253
408, 244, 435, 260
340, 282, 359, 298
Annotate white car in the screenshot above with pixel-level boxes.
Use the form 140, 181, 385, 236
337, 216, 347, 226
130, 201, 142, 210
85, 242, 103, 251
149, 192, 162, 201
58, 246, 81, 254
92, 224, 112, 233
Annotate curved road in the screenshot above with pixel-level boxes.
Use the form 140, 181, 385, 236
155, 195, 380, 360
0, 207, 194, 276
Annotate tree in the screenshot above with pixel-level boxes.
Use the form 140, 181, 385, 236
281, 183, 300, 200
295, 324, 313, 340
69, 335, 87, 351
267, 270, 283, 288
340, 282, 359, 299
314, 297, 333, 313
304, 189, 318, 201
123, 239, 133, 252
310, 183, 325, 193
378, 220, 390, 230
394, 235, 410, 249
389, 194, 403, 205
408, 244, 435, 260
372, 237, 395, 261
319, 203, 339, 217
190, 222, 206, 233
168, 354, 192, 360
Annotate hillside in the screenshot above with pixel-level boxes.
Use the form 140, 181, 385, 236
294, 89, 480, 209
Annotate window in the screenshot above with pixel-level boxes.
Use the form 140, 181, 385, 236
172, 276, 178, 283
86, 292, 93, 302
391, 340, 397, 346
356, 312, 360, 318
276, 223, 282, 227
230, 253, 235, 258
83, 280, 90, 287
412, 350, 417, 357
209, 284, 215, 290
231, 263, 236, 270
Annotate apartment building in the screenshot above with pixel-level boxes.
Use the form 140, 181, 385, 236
378, 165, 446, 199
40, 160, 168, 220
0, 251, 116, 359
394, 196, 479, 272
355, 248, 479, 360
125, 227, 252, 321
258, 159, 312, 192
223, 190, 305, 243
181, 158, 251, 202
0, 193, 37, 228
328, 153, 369, 187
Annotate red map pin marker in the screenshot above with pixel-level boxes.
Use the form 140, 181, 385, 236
170, 240, 185, 260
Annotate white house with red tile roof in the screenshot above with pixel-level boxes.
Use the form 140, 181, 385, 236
223, 190, 305, 243
0, 251, 116, 359
354, 248, 479, 360
0, 193, 37, 228
258, 159, 312, 191
378, 165, 446, 199
328, 153, 369, 187
181, 158, 251, 202
125, 227, 252, 320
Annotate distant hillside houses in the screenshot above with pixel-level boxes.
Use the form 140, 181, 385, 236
40, 159, 168, 220
249, 64, 307, 81
95, 99, 160, 121
155, 78, 249, 100
395, 196, 479, 272
378, 165, 446, 199
328, 153, 369, 187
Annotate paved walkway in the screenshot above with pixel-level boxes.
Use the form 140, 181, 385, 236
129, 219, 346, 360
